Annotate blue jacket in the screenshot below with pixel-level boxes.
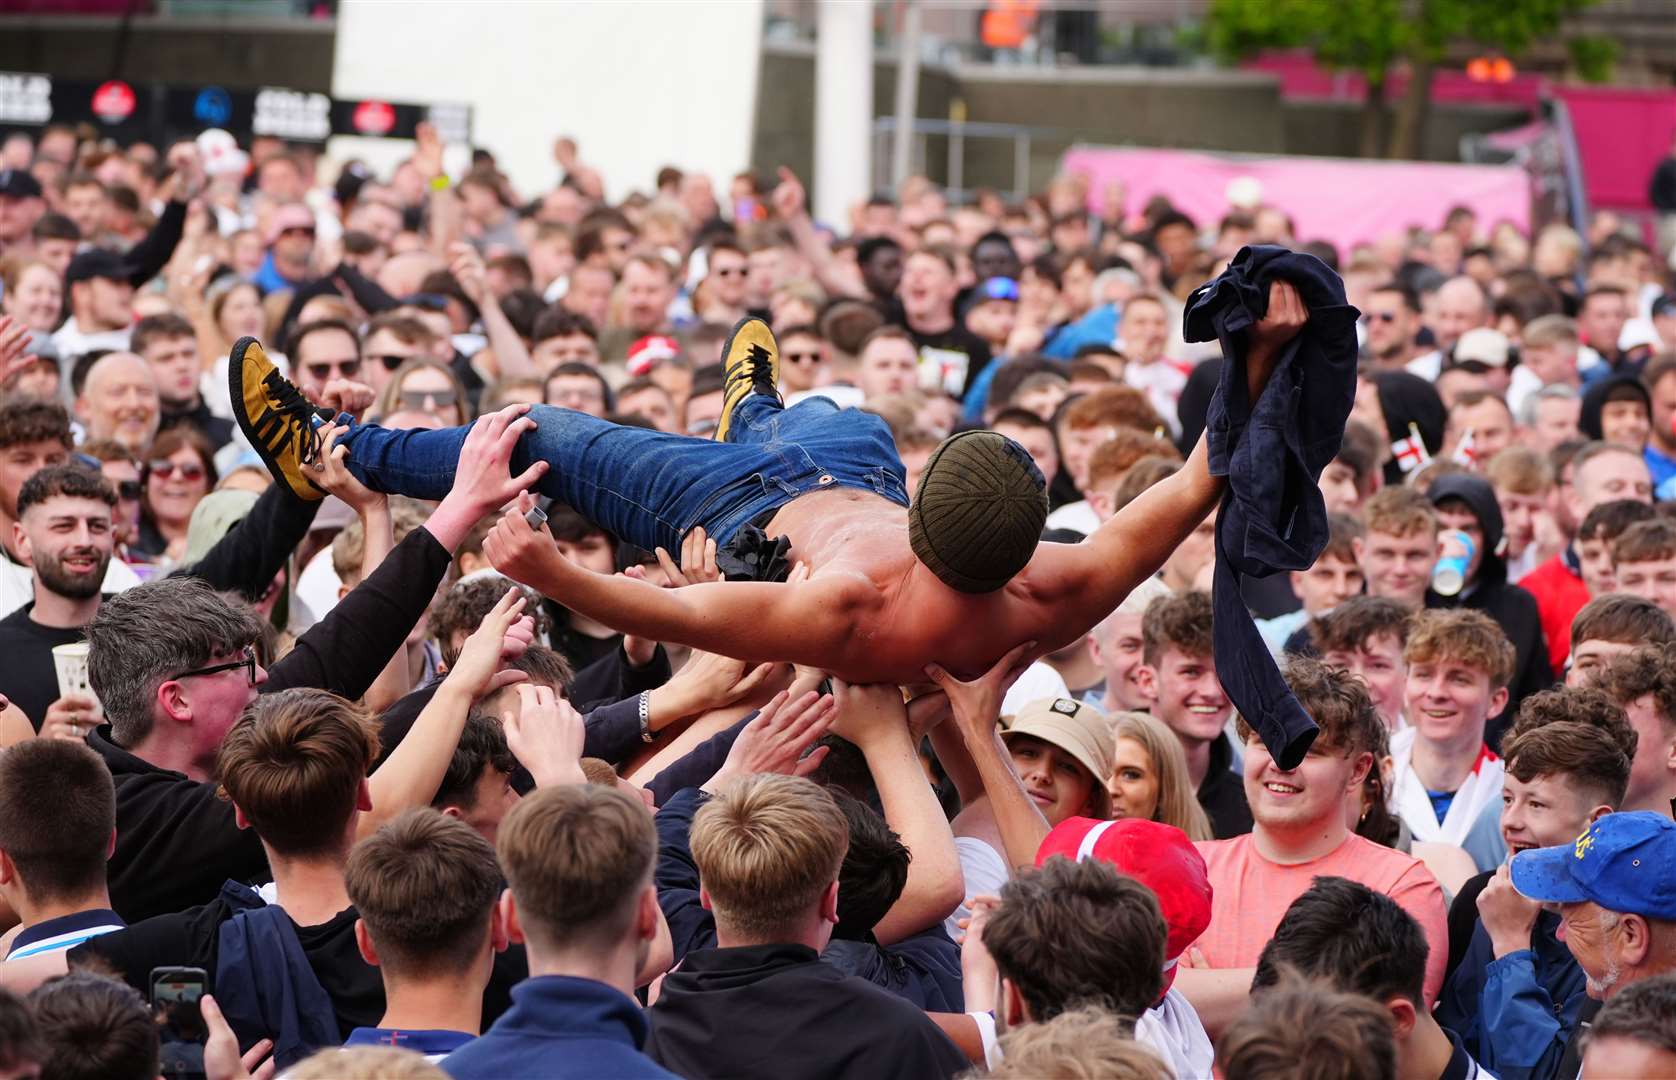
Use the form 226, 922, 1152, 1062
1433, 913, 1588, 1080
1187, 245, 1359, 769
440, 975, 675, 1080
213, 881, 340, 1070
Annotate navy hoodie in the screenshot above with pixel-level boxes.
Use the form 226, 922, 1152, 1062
1187, 245, 1360, 769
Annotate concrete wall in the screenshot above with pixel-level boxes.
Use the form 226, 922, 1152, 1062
0, 15, 334, 90
751, 43, 1532, 204
332, 0, 763, 201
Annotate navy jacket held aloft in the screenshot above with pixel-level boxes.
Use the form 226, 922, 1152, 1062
1186, 245, 1360, 769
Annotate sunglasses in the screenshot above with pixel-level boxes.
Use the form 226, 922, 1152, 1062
280, 226, 316, 239
305, 360, 362, 382
147, 460, 206, 483
368, 353, 415, 372
713, 266, 747, 279
786, 351, 823, 365
115, 479, 142, 501
1364, 312, 1399, 324
400, 387, 458, 410
170, 644, 258, 684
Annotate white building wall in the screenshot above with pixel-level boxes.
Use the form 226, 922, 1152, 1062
330, 0, 764, 200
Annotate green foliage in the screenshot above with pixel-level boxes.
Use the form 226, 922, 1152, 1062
1568, 34, 1618, 83
1206, 0, 1600, 75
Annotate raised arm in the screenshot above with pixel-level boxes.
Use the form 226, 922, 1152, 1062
451, 242, 536, 380
830, 681, 965, 944
771, 167, 868, 301
1028, 281, 1309, 639
927, 643, 1050, 872
484, 495, 857, 665
361, 588, 532, 838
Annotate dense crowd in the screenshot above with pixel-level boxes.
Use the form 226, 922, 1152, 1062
0, 113, 1670, 1080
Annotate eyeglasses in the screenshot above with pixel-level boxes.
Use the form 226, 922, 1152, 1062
368, 354, 415, 372
305, 359, 363, 382
170, 644, 258, 684
400, 387, 459, 410
147, 460, 206, 483
1364, 312, 1399, 324
786, 351, 823, 365
115, 479, 142, 501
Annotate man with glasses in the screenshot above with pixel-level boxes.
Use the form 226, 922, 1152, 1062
70, 405, 535, 922
254, 202, 317, 295
359, 313, 440, 397
778, 324, 828, 397
1361, 282, 1423, 372
700, 240, 751, 325
289, 318, 366, 409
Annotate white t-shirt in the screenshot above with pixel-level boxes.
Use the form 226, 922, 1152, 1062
946, 836, 1010, 942
1044, 500, 1100, 536
1135, 988, 1216, 1080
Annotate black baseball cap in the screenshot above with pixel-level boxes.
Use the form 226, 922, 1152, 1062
0, 169, 42, 199
65, 249, 127, 287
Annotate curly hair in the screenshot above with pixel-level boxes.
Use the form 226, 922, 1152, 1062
1141, 589, 1212, 667
1239, 655, 1384, 758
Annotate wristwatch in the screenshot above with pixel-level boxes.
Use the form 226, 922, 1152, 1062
638, 691, 655, 744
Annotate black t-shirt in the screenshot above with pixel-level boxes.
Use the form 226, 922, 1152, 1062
907, 324, 993, 400
69, 895, 530, 1041
1199, 732, 1254, 839
1445, 868, 1494, 984
69, 897, 383, 1040
0, 601, 93, 730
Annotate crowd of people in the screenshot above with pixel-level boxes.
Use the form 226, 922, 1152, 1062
0, 111, 1670, 1079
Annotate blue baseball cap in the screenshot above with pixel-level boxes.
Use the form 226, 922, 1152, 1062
975, 276, 1019, 303
1510, 812, 1676, 921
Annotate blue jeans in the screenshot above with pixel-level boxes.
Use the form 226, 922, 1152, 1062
337, 395, 910, 552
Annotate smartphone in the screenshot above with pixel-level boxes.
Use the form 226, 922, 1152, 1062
151, 966, 208, 1079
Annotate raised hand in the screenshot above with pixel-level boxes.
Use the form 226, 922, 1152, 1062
654, 525, 721, 587
702, 690, 835, 791
1246, 279, 1309, 401
449, 241, 488, 306
0, 315, 39, 385
484, 492, 563, 592
772, 166, 807, 221
312, 423, 385, 515
829, 679, 908, 747
443, 588, 531, 700
447, 404, 550, 518
504, 682, 586, 788
924, 640, 1036, 739
201, 994, 274, 1080
317, 378, 376, 419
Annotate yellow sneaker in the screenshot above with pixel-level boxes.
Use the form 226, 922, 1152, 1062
713, 316, 782, 442
227, 336, 328, 501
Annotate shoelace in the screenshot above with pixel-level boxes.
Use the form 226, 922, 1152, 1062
743, 343, 775, 388
264, 370, 324, 466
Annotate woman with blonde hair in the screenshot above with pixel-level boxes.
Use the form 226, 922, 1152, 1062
1108, 711, 1214, 841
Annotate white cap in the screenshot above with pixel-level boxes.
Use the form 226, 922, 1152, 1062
1001, 661, 1071, 718
1453, 327, 1512, 368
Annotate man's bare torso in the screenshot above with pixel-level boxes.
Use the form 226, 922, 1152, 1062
759, 487, 1076, 684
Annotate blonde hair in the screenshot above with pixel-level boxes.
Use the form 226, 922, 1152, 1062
286, 1046, 447, 1079
1403, 608, 1516, 690
1110, 711, 1214, 841
984, 1005, 1170, 1080
1484, 446, 1553, 496
690, 774, 848, 942
1362, 486, 1437, 538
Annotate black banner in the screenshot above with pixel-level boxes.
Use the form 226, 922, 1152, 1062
0, 71, 472, 145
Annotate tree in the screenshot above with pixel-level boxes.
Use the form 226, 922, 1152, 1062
1206, 0, 1600, 160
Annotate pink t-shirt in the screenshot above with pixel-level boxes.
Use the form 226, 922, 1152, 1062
1192, 832, 1449, 1003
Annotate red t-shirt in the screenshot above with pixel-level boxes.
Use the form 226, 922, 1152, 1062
1522, 553, 1590, 673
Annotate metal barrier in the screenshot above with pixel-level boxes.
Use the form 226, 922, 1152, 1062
871, 115, 1062, 200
